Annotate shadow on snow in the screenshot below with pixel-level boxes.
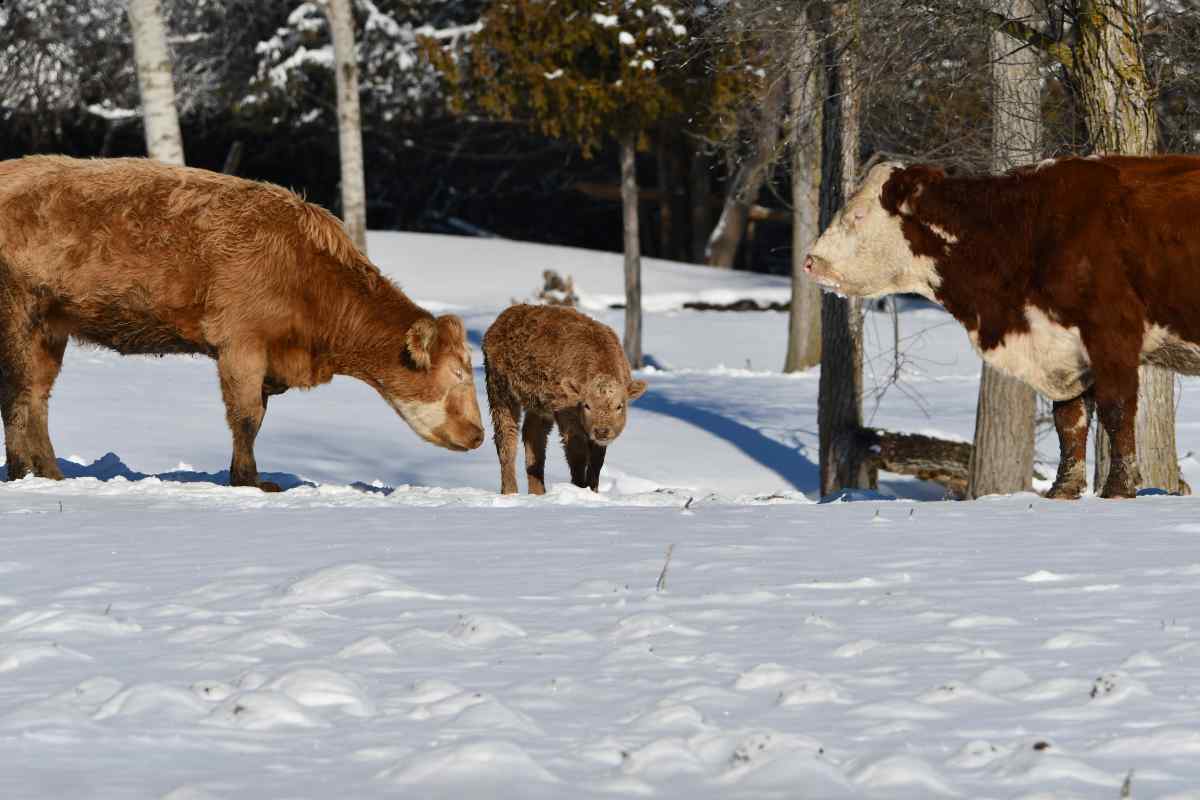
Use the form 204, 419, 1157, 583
0, 452, 312, 491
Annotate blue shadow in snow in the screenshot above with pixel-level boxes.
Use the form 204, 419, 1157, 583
634, 390, 818, 493
0, 452, 312, 491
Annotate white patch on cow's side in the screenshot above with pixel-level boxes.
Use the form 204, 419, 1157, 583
806, 163, 943, 300
390, 397, 448, 442
970, 306, 1092, 401
1035, 158, 1059, 171
928, 223, 958, 246
1143, 324, 1200, 374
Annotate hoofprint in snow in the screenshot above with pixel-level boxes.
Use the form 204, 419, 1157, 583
4, 232, 1200, 798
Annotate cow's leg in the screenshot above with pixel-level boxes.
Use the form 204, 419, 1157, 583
522, 413, 551, 495
23, 329, 67, 479
1094, 373, 1141, 499
0, 297, 65, 481
217, 344, 278, 492
1046, 390, 1094, 500
585, 442, 607, 492
556, 413, 590, 489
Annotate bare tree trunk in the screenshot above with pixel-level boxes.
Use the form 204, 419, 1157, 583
784, 15, 823, 373
968, 0, 1040, 498
1075, 0, 1179, 493
817, 0, 871, 496
705, 78, 787, 268
126, 0, 184, 165
620, 133, 643, 369
320, 0, 368, 253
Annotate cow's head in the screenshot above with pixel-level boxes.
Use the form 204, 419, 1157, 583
558, 374, 647, 446
379, 314, 485, 451
804, 162, 947, 299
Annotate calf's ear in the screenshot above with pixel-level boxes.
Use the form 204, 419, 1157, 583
627, 379, 648, 401
406, 317, 438, 370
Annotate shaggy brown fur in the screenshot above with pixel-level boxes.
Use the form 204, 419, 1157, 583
0, 155, 484, 489
482, 304, 647, 494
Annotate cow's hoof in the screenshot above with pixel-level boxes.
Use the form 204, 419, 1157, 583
1099, 481, 1137, 499
259, 481, 283, 493
1044, 482, 1084, 500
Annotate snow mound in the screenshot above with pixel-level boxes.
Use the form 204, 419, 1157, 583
378, 740, 559, 786
271, 563, 440, 606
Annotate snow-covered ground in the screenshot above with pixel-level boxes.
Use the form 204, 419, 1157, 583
4, 232, 1200, 798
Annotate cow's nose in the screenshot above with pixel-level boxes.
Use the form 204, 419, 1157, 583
594, 428, 611, 440
467, 425, 485, 449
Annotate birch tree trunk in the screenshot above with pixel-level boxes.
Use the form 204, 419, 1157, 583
1074, 0, 1179, 493
620, 133, 644, 369
783, 14, 823, 373
968, 0, 1040, 498
704, 78, 787, 268
126, 0, 184, 165
817, 0, 872, 495
320, 0, 368, 253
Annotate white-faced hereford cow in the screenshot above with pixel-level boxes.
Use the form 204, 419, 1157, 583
0, 156, 485, 489
806, 155, 1200, 499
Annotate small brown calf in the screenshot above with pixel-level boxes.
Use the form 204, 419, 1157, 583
482, 304, 647, 494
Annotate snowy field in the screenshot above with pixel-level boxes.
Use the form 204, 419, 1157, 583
4, 233, 1200, 798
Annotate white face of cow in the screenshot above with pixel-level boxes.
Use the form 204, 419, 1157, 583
804, 163, 944, 300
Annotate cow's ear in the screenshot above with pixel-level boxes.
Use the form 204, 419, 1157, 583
881, 164, 945, 216
406, 317, 438, 370
626, 379, 647, 401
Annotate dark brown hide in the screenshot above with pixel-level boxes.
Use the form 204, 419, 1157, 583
880, 155, 1200, 498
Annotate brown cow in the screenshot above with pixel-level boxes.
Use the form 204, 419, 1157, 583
805, 155, 1200, 499
0, 155, 485, 490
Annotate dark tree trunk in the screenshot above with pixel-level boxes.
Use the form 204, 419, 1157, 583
620, 133, 643, 369
688, 142, 711, 264
816, 0, 871, 496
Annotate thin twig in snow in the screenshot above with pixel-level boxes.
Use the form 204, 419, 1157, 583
656, 544, 675, 592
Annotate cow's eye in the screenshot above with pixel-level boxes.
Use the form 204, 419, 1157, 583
452, 367, 465, 380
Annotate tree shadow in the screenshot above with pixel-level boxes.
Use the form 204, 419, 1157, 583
634, 390, 819, 493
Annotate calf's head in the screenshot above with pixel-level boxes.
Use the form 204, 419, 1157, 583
379, 314, 485, 451
560, 375, 648, 446
804, 162, 946, 299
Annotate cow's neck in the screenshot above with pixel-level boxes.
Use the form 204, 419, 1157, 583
912, 175, 1036, 350
322, 277, 432, 381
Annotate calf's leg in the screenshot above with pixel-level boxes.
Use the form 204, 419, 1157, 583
556, 412, 590, 489
1046, 390, 1094, 500
217, 344, 278, 492
522, 413, 551, 495
585, 443, 607, 492
490, 400, 522, 495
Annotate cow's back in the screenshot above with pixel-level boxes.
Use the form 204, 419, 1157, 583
0, 156, 370, 355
